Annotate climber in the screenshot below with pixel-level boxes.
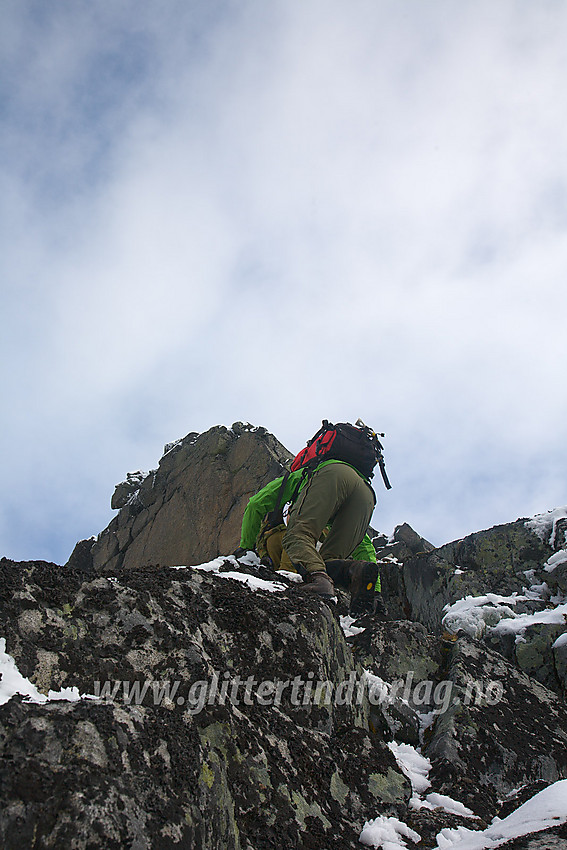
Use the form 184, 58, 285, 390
235, 420, 390, 616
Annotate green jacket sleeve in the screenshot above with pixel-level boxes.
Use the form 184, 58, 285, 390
351, 533, 378, 563
239, 470, 305, 550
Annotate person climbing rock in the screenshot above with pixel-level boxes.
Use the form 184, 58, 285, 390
236, 420, 391, 614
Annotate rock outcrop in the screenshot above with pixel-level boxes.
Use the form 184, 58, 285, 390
2, 554, 566, 849
349, 619, 567, 844
68, 423, 292, 575
0, 557, 412, 849
401, 518, 554, 633
376, 512, 567, 696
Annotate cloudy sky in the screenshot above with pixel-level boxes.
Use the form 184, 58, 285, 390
2, 0, 567, 564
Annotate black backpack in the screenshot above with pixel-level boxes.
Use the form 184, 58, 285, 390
290, 420, 392, 488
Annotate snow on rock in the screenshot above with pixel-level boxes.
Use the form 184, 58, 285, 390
0, 637, 49, 705
490, 602, 567, 638
544, 549, 567, 572
340, 615, 367, 637
388, 742, 477, 819
420, 794, 476, 819
176, 554, 288, 593
442, 594, 528, 639
110, 469, 152, 510
525, 506, 567, 547
433, 779, 567, 848
0, 638, 91, 705
389, 742, 432, 798
442, 592, 567, 643
360, 815, 421, 849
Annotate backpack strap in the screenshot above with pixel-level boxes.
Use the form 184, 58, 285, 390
264, 467, 305, 529
263, 469, 291, 528
274, 469, 291, 510
277, 464, 312, 507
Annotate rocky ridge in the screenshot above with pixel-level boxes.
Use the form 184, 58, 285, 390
1, 424, 567, 849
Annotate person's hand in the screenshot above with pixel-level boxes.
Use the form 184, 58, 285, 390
232, 547, 250, 560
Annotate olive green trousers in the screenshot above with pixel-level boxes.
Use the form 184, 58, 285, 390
282, 462, 375, 575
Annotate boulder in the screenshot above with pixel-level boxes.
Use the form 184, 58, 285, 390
547, 559, 567, 594
425, 634, 567, 821
85, 423, 293, 573
0, 557, 412, 849
485, 621, 567, 693
373, 523, 435, 621
402, 519, 554, 634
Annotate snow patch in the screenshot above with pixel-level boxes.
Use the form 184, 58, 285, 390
360, 815, 421, 849
442, 594, 527, 639
443, 591, 567, 641
490, 602, 567, 637
340, 615, 366, 637
364, 672, 397, 707
389, 741, 432, 796
433, 779, 567, 848
544, 549, 567, 572
0, 638, 94, 706
420, 793, 476, 818
173, 556, 288, 593
389, 742, 477, 818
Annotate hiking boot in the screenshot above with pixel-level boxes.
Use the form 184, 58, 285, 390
302, 570, 336, 600
347, 561, 381, 616
324, 559, 353, 590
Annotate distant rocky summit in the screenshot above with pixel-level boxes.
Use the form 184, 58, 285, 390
2, 423, 567, 849
68, 423, 292, 574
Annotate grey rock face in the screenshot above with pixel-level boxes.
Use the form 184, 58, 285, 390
376, 514, 567, 697
87, 424, 292, 573
401, 519, 554, 634
426, 634, 567, 820
0, 557, 411, 849
348, 620, 567, 825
